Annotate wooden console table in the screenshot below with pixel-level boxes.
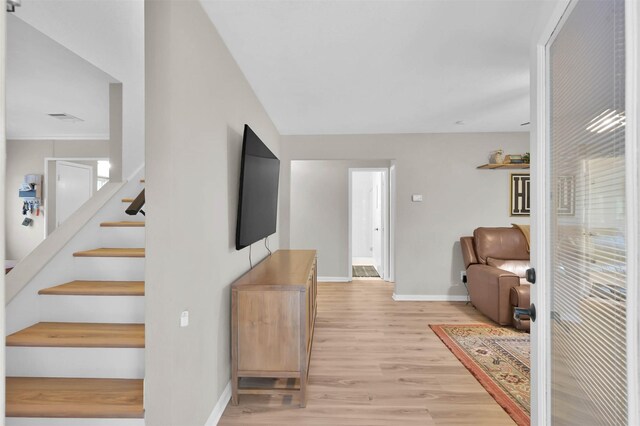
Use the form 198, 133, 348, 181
231, 249, 317, 407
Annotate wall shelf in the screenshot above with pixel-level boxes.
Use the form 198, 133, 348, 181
477, 163, 530, 170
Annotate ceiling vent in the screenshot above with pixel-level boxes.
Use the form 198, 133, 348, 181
48, 113, 84, 123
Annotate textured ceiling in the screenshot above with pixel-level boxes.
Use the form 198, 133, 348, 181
201, 0, 546, 135
6, 15, 116, 140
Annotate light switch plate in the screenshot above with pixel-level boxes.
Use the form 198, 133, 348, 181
412, 194, 423, 202
180, 310, 189, 327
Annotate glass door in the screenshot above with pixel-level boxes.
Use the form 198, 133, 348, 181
546, 0, 628, 423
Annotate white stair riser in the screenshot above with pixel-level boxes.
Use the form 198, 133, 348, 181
40, 295, 144, 323
7, 347, 144, 378
73, 257, 145, 281
98, 227, 145, 248
7, 418, 145, 426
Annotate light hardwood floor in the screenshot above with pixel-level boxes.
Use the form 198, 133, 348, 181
219, 280, 517, 425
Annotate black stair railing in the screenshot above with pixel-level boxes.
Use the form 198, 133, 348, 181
126, 189, 145, 216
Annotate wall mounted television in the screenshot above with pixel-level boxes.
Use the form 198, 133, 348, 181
235, 124, 280, 250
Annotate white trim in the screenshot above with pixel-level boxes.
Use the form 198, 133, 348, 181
7, 134, 110, 141
392, 293, 468, 302
43, 157, 109, 238
348, 167, 393, 282
0, 7, 7, 423
626, 0, 640, 423
54, 161, 95, 231
389, 162, 396, 283
204, 381, 231, 426
348, 169, 353, 281
318, 276, 350, 283
531, 2, 571, 424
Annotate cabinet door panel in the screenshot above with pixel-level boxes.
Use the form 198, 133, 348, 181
237, 291, 300, 372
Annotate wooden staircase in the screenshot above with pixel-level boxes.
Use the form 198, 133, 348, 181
39, 281, 144, 296
7, 377, 144, 419
101, 221, 145, 228
6, 180, 146, 423
73, 248, 145, 258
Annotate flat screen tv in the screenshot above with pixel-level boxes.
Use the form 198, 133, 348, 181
235, 124, 280, 250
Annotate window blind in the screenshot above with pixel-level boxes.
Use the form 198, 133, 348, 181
549, 0, 627, 424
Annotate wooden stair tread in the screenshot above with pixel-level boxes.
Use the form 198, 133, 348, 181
39, 281, 144, 296
100, 221, 145, 227
73, 248, 145, 258
6, 377, 144, 418
6, 322, 144, 348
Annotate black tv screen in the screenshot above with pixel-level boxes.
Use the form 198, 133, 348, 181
235, 125, 280, 250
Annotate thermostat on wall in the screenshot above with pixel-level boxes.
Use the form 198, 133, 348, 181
411, 194, 423, 202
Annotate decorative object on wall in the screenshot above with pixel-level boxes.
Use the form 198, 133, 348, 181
510, 173, 530, 216
556, 175, 575, 216
489, 149, 504, 164
19, 174, 43, 223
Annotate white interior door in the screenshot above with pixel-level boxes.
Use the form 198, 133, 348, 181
372, 172, 384, 277
534, 0, 634, 423
55, 161, 93, 227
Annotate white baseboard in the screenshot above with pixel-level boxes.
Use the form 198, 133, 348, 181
392, 293, 469, 302
205, 381, 231, 426
318, 276, 350, 282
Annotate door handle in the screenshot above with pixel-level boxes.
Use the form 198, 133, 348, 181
374, 228, 380, 231
526, 268, 536, 284
514, 304, 536, 322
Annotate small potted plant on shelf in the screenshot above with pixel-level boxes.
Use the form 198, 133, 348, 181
523, 152, 530, 164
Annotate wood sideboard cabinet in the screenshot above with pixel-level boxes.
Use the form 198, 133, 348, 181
231, 249, 318, 407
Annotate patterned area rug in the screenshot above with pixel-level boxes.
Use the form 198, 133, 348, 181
352, 265, 380, 277
430, 324, 530, 426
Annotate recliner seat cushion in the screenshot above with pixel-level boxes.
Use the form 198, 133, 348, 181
486, 257, 531, 278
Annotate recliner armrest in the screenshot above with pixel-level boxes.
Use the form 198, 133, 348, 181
467, 264, 521, 325
510, 284, 530, 307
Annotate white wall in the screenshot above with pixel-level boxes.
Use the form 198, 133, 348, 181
352, 171, 375, 259
280, 132, 530, 297
15, 0, 145, 179
5, 140, 109, 261
290, 160, 389, 278
145, 1, 281, 424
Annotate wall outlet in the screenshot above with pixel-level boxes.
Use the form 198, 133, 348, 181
180, 310, 189, 327
460, 271, 467, 284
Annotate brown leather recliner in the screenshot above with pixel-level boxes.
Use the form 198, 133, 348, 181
460, 227, 531, 331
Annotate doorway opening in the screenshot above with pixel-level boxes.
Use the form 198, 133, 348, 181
349, 168, 390, 281
44, 157, 109, 237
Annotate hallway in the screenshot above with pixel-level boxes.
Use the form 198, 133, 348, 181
220, 280, 516, 425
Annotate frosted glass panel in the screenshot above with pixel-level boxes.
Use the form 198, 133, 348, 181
548, 0, 626, 424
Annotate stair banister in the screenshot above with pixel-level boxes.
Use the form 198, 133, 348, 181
125, 189, 145, 216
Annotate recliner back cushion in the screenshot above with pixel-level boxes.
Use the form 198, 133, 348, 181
487, 257, 531, 277
473, 227, 530, 264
